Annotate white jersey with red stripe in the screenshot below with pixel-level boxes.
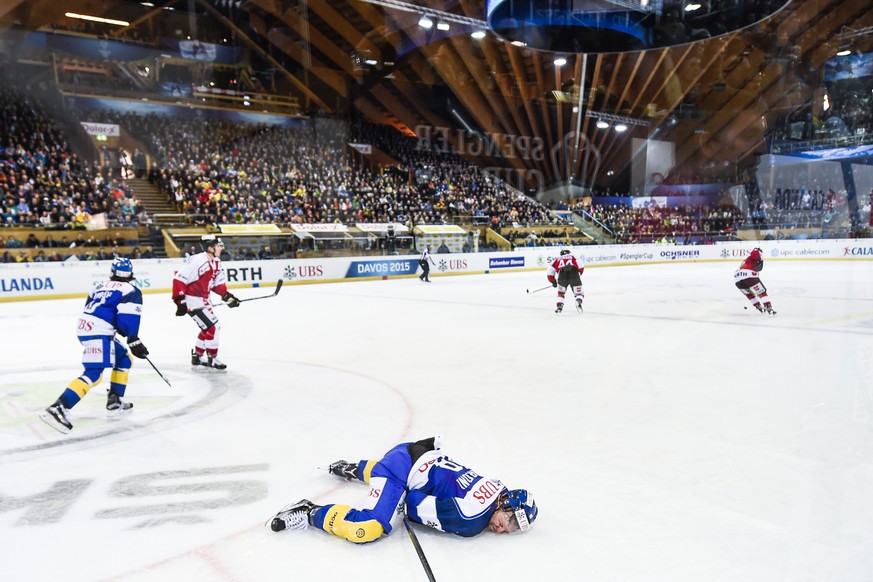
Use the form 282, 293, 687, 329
172, 251, 228, 302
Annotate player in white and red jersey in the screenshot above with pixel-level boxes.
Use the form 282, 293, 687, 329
546, 248, 585, 314
172, 234, 240, 369
734, 247, 776, 315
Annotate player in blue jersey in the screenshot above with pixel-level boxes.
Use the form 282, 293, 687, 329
40, 257, 150, 434
268, 436, 538, 543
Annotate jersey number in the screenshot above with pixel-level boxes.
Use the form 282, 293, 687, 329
84, 290, 112, 314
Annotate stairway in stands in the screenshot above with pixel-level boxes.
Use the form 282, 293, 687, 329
128, 177, 178, 258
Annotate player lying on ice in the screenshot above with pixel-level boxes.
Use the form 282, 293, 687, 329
268, 436, 538, 542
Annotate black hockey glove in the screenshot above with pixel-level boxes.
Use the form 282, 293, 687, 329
174, 296, 187, 317
222, 292, 241, 308
551, 280, 558, 288
127, 337, 149, 359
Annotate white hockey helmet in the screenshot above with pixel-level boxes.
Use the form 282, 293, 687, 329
201, 234, 225, 252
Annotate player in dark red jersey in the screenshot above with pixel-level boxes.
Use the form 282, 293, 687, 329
546, 249, 585, 314
734, 247, 776, 314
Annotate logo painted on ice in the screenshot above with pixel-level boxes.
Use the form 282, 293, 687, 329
1, 464, 268, 528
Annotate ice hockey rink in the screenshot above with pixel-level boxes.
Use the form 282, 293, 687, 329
2, 259, 872, 582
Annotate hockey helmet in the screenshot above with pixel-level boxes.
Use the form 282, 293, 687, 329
560, 249, 572, 256
201, 234, 225, 252
500, 489, 538, 532
110, 257, 134, 280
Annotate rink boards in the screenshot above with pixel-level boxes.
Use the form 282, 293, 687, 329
1, 238, 871, 302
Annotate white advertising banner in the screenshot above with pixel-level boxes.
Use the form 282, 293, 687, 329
79, 122, 120, 137
1, 239, 871, 302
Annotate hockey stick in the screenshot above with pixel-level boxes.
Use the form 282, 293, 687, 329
238, 279, 283, 302
403, 517, 437, 582
526, 285, 552, 294
216, 280, 284, 306
145, 356, 172, 388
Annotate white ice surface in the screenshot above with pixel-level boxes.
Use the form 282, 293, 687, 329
1, 260, 873, 582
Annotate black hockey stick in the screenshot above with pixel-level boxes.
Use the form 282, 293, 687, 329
403, 517, 436, 582
145, 356, 172, 388
526, 285, 552, 294
217, 280, 284, 306
238, 279, 283, 302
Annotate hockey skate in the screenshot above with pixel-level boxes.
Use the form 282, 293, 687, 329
328, 460, 359, 481
555, 303, 563, 314
269, 499, 320, 532
575, 298, 583, 314
40, 401, 72, 434
764, 306, 777, 315
192, 350, 227, 371
106, 392, 133, 413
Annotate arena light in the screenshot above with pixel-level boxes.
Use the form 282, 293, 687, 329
64, 12, 130, 26
436, 21, 450, 31
471, 30, 486, 39
596, 120, 609, 129
685, 3, 701, 11
418, 16, 433, 28
836, 49, 852, 56
554, 57, 567, 66
614, 123, 628, 132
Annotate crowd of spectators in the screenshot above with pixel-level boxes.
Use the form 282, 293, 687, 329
578, 202, 744, 244
4, 53, 866, 257
0, 67, 149, 233
74, 111, 572, 244
0, 229, 155, 263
